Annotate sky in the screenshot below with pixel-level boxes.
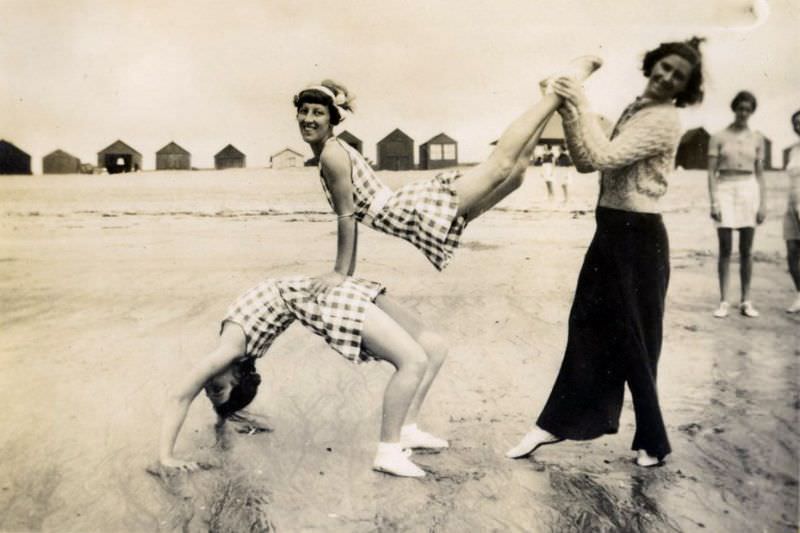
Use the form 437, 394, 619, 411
1, 0, 798, 172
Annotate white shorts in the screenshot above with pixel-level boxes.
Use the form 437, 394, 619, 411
715, 177, 759, 229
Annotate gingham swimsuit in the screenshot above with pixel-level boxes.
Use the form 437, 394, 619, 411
222, 275, 385, 363
319, 138, 467, 271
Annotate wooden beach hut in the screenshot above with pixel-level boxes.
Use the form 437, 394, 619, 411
675, 127, 710, 170
377, 129, 414, 171
419, 133, 458, 170
270, 148, 304, 170
761, 134, 774, 170
156, 142, 191, 170
0, 140, 32, 175
43, 149, 81, 174
784, 146, 795, 169
337, 130, 363, 154
215, 144, 246, 169
98, 140, 142, 174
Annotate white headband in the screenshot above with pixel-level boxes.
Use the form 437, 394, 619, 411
305, 85, 349, 121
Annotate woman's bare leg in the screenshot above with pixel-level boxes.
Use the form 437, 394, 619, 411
454, 56, 601, 222
361, 302, 429, 476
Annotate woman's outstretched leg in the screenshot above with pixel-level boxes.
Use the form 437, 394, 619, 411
361, 302, 430, 477
375, 295, 449, 449
454, 56, 602, 222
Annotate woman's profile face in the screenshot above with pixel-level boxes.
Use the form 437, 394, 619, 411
204, 366, 238, 407
297, 102, 333, 144
644, 54, 693, 103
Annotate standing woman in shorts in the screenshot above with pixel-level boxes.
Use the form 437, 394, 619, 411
708, 91, 767, 318
783, 110, 800, 313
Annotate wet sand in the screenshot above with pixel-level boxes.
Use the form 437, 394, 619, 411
0, 167, 797, 532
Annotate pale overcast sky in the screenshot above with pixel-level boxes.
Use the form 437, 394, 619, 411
1, 0, 798, 172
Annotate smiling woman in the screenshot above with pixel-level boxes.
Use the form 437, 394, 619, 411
507, 37, 706, 468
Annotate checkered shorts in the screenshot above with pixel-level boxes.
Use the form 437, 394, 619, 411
222, 276, 386, 363
372, 170, 468, 271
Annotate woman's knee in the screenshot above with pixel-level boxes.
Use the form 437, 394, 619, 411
417, 330, 449, 367
399, 345, 429, 377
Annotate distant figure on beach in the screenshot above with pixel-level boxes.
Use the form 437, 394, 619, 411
293, 56, 602, 285
707, 91, 767, 318
506, 37, 706, 467
158, 276, 451, 478
555, 148, 573, 203
541, 144, 556, 200
784, 110, 800, 313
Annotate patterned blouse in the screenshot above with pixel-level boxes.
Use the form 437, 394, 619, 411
562, 99, 683, 213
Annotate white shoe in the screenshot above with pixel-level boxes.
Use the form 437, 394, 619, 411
635, 449, 663, 467
787, 294, 800, 313
740, 301, 760, 318
505, 428, 563, 459
373, 443, 425, 478
401, 424, 449, 449
540, 55, 604, 95
712, 301, 730, 318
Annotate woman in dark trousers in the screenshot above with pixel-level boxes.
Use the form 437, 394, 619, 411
507, 37, 705, 467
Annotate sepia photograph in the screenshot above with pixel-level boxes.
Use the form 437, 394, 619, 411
1, 0, 798, 531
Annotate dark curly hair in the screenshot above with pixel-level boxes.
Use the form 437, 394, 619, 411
212, 358, 262, 419
731, 90, 757, 112
791, 109, 800, 124
293, 79, 354, 126
642, 36, 705, 107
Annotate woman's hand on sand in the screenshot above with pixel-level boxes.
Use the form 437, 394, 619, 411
311, 271, 346, 295
551, 77, 590, 113
159, 457, 203, 472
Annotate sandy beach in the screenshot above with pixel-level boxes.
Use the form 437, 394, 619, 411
0, 166, 797, 532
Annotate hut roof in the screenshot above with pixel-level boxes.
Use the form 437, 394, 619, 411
98, 139, 141, 156
0, 139, 30, 155
679, 127, 710, 143
271, 147, 304, 159
422, 133, 457, 146
44, 149, 79, 159
378, 128, 413, 145
215, 144, 245, 158
157, 142, 190, 155
337, 130, 362, 144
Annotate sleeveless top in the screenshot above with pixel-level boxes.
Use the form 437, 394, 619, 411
318, 138, 393, 223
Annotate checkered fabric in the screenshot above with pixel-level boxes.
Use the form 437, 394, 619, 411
222, 276, 385, 363
319, 138, 467, 271
371, 172, 467, 271
319, 138, 392, 223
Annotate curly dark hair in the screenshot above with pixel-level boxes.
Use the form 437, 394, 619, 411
642, 36, 705, 107
731, 90, 757, 112
293, 79, 353, 126
791, 109, 800, 124
212, 358, 262, 419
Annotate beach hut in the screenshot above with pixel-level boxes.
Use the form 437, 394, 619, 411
675, 127, 710, 170
337, 130, 363, 154
215, 144, 246, 169
490, 114, 614, 163
783, 146, 791, 169
761, 134, 774, 170
98, 140, 142, 174
377, 128, 414, 171
419, 133, 458, 170
43, 149, 81, 174
270, 147, 304, 170
0, 140, 32, 175
155, 142, 191, 170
